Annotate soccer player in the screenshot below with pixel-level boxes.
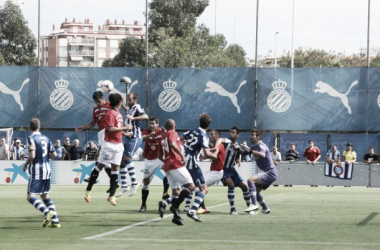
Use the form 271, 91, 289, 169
158, 119, 195, 226
23, 118, 60, 228
218, 127, 251, 215
117, 92, 148, 197
97, 93, 131, 205
76, 91, 121, 196
139, 116, 164, 212
190, 129, 226, 214
244, 130, 278, 214
180, 113, 218, 222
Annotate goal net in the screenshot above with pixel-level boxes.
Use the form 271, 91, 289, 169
0, 128, 13, 146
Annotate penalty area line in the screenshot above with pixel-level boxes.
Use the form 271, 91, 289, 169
82, 202, 229, 240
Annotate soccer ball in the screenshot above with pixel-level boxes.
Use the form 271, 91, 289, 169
101, 80, 114, 92
120, 76, 132, 84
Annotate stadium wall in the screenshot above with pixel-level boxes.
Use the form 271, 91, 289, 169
2, 161, 379, 187
1, 66, 380, 131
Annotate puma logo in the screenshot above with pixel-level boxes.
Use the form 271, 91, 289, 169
205, 80, 247, 113
315, 80, 358, 114
0, 78, 29, 111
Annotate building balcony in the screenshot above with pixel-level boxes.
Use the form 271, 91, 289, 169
68, 37, 95, 45
69, 50, 94, 56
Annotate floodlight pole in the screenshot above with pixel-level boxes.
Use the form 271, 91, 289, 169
37, 0, 41, 119
145, 0, 149, 114
254, 0, 259, 129
366, 0, 370, 67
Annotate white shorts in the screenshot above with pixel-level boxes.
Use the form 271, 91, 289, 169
98, 129, 105, 146
166, 167, 193, 189
143, 158, 164, 179
204, 170, 224, 186
98, 142, 124, 166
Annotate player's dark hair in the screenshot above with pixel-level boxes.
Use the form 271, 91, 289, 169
308, 140, 314, 144
128, 92, 138, 100
210, 129, 220, 136
30, 118, 40, 131
230, 126, 240, 134
149, 116, 159, 124
199, 113, 211, 129
109, 93, 122, 108
93, 91, 104, 100
250, 129, 262, 138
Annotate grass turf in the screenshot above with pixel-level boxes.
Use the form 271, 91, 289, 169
0, 185, 379, 250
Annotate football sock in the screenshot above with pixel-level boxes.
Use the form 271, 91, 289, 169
257, 193, 269, 210
127, 164, 137, 185
177, 188, 191, 207
185, 194, 192, 207
164, 196, 173, 207
86, 167, 100, 191
190, 191, 205, 213
119, 163, 128, 187
43, 198, 59, 223
228, 187, 235, 210
242, 188, 251, 206
248, 181, 258, 205
142, 185, 149, 206
104, 167, 112, 178
171, 195, 179, 209
200, 200, 206, 209
163, 177, 169, 194
29, 197, 49, 217
109, 171, 119, 196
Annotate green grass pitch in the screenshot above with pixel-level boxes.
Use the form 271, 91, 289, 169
0, 185, 379, 250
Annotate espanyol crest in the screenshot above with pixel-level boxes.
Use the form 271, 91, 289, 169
50, 78, 74, 111
267, 79, 292, 113
158, 79, 182, 112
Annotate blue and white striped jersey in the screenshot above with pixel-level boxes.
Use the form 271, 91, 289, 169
27, 132, 55, 180
223, 138, 241, 169
183, 128, 209, 169
124, 104, 146, 138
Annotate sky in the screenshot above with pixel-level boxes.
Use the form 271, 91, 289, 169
1, 0, 380, 60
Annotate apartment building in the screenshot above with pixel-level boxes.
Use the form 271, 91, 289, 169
41, 18, 144, 67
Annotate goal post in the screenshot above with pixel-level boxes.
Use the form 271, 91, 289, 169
0, 128, 13, 146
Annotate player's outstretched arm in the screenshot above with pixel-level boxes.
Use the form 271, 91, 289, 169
75, 118, 96, 132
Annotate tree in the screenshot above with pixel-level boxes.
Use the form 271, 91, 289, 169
370, 54, 380, 67
0, 0, 37, 65
149, 0, 209, 39
0, 51, 6, 65
279, 49, 340, 68
104, 0, 247, 68
103, 37, 146, 67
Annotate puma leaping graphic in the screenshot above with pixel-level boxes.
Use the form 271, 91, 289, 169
205, 80, 247, 113
315, 80, 358, 114
0, 78, 29, 111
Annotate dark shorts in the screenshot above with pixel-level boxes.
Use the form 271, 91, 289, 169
257, 170, 278, 190
123, 137, 142, 157
222, 168, 244, 186
28, 179, 51, 195
187, 167, 206, 186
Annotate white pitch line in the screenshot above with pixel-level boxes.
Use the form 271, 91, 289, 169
92, 238, 380, 247
82, 202, 229, 240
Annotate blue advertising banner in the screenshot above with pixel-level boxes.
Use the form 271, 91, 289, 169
39, 67, 146, 128
1, 66, 380, 131
148, 68, 254, 130
0, 66, 38, 127
257, 68, 369, 131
